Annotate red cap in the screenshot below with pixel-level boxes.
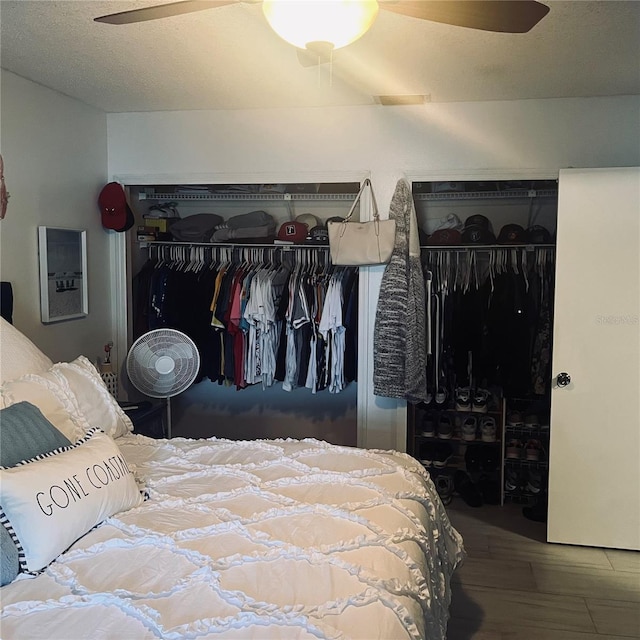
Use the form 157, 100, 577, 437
277, 220, 308, 244
98, 182, 134, 232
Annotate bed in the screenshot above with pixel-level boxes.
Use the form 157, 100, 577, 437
0, 317, 465, 639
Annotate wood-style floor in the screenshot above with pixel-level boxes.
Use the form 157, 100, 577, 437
445, 501, 640, 639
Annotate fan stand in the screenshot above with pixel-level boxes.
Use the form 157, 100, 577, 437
165, 396, 173, 439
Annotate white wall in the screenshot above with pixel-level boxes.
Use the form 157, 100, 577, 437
0, 70, 110, 364
107, 95, 640, 450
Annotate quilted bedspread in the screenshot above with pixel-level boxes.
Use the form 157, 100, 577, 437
0, 435, 465, 639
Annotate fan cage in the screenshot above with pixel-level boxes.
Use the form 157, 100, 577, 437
126, 329, 200, 399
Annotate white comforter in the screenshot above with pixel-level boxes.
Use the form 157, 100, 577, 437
0, 435, 465, 640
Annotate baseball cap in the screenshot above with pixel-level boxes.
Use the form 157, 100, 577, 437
276, 220, 308, 244
461, 225, 496, 245
98, 182, 134, 232
497, 223, 526, 244
427, 229, 462, 245
464, 214, 492, 231
295, 213, 318, 230
525, 225, 552, 244
306, 225, 329, 245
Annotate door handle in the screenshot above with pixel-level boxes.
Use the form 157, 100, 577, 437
557, 372, 571, 387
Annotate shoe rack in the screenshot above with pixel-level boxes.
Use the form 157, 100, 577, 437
503, 398, 551, 506
407, 393, 507, 507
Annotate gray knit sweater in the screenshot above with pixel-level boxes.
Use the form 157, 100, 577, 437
373, 179, 428, 403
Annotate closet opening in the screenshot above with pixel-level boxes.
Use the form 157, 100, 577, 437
124, 181, 362, 447
408, 178, 558, 514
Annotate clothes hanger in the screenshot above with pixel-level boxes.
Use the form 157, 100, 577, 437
521, 248, 529, 292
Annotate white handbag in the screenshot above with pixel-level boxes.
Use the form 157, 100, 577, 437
327, 178, 396, 266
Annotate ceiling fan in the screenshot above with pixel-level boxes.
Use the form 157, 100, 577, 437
95, 0, 549, 32
95, 1, 550, 65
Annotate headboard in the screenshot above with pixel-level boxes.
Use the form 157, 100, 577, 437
0, 281, 13, 324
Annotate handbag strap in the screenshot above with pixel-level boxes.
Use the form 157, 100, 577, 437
343, 178, 379, 223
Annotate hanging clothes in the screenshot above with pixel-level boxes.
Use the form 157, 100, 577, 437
373, 179, 428, 403
137, 245, 357, 395
421, 246, 555, 398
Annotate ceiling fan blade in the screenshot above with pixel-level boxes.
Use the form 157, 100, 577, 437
94, 0, 238, 25
381, 1, 550, 33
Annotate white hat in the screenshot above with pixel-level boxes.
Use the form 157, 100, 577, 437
295, 213, 318, 230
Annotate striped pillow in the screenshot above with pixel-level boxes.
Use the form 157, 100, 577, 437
0, 428, 142, 574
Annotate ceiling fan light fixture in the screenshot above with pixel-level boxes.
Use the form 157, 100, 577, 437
262, 0, 379, 51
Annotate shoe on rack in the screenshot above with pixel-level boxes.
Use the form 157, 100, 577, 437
454, 470, 483, 507
434, 472, 454, 505
524, 414, 540, 429
480, 416, 497, 442
526, 468, 544, 494
420, 415, 436, 438
461, 416, 478, 441
435, 387, 448, 405
437, 414, 454, 440
478, 443, 500, 473
432, 442, 454, 468
507, 410, 524, 427
418, 442, 436, 467
472, 388, 490, 413
525, 439, 542, 461
505, 468, 520, 492
506, 439, 523, 459
454, 387, 472, 412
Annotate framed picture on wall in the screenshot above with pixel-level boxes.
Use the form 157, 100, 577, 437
38, 226, 88, 323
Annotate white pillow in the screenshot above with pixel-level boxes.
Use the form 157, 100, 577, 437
0, 373, 87, 443
0, 318, 53, 385
50, 356, 133, 439
0, 428, 143, 574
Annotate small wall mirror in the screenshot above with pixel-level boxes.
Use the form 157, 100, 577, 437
38, 226, 88, 323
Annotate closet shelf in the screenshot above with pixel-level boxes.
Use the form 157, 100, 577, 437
139, 191, 357, 202
420, 243, 556, 251
414, 189, 558, 201
140, 240, 330, 249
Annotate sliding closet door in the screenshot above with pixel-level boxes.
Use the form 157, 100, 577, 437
548, 167, 640, 550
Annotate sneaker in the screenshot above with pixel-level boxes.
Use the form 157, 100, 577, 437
480, 416, 497, 442
432, 442, 454, 468
524, 414, 539, 429
454, 387, 472, 412
454, 470, 483, 507
419, 442, 435, 467
505, 468, 520, 491
420, 415, 436, 437
461, 416, 477, 441
525, 439, 542, 461
507, 410, 524, 427
437, 414, 454, 440
435, 472, 454, 505
526, 468, 544, 494
478, 443, 500, 473
435, 387, 448, 405
472, 388, 490, 413
506, 439, 523, 459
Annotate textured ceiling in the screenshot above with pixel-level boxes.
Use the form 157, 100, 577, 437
1, 0, 639, 112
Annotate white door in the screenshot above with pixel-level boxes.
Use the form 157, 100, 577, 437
548, 167, 640, 550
